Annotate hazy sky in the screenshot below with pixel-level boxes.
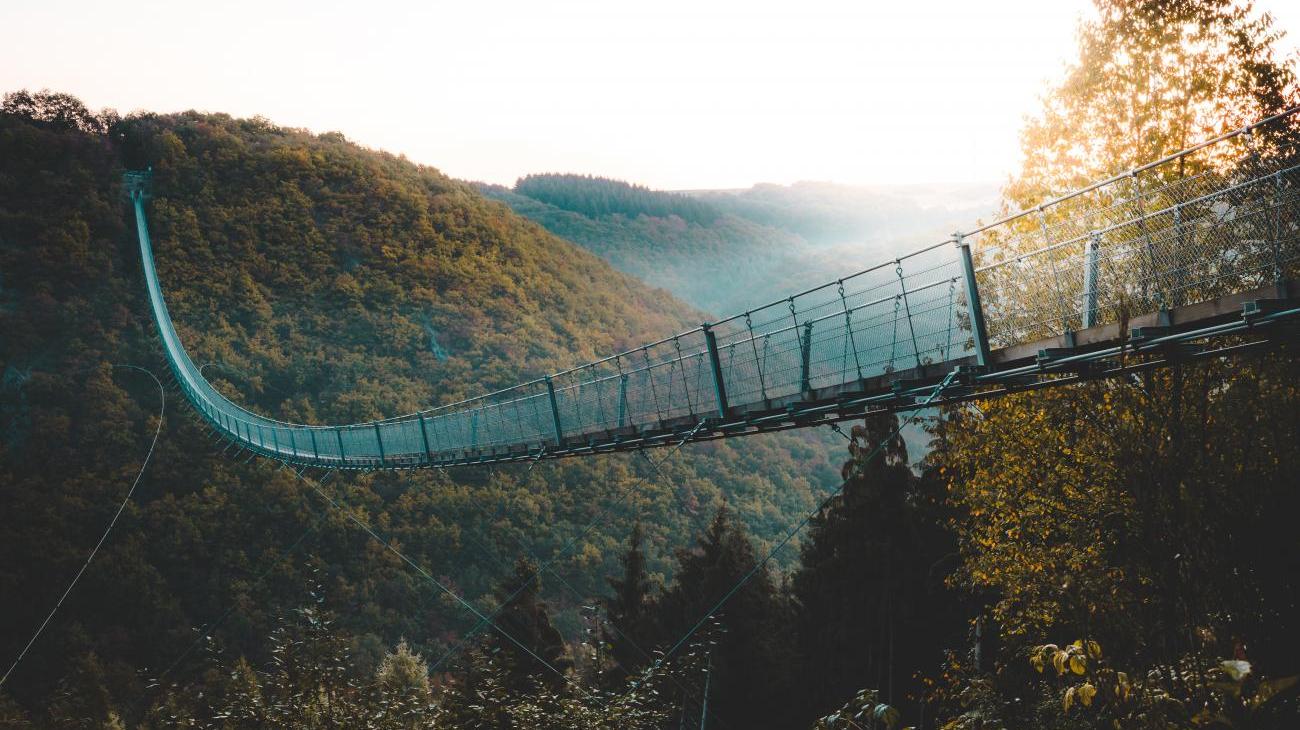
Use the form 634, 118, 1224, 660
3, 1, 1298, 190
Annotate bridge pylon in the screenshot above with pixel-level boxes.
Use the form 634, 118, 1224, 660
124, 168, 153, 202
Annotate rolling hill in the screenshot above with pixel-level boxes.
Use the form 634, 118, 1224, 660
0, 93, 839, 713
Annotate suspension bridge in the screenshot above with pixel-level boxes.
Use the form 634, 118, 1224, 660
126, 109, 1300, 471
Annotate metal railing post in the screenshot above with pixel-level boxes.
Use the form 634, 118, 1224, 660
799, 321, 814, 394
672, 337, 694, 416
837, 281, 863, 380
954, 234, 991, 367
1082, 231, 1101, 328
617, 374, 628, 428
373, 423, 385, 465
744, 313, 768, 402
418, 414, 433, 462
702, 324, 730, 419
1129, 171, 1160, 309
336, 428, 346, 464
545, 376, 564, 447
643, 349, 664, 421
309, 429, 320, 460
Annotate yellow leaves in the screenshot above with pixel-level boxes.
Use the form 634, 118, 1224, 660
1115, 671, 1131, 702
1078, 682, 1097, 707
1070, 654, 1088, 675
1033, 639, 1100, 680
1063, 685, 1075, 712
1252, 675, 1300, 708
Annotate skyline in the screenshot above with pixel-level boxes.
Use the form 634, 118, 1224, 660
4, 1, 1299, 191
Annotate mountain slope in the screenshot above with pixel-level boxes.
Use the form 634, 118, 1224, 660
0, 94, 838, 712
476, 179, 815, 315
479, 175, 998, 318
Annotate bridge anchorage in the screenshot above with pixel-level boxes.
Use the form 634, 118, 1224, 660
129, 107, 1300, 470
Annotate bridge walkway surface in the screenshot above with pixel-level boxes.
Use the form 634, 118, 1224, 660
124, 108, 1300, 469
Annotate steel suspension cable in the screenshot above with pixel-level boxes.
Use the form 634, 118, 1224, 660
150, 469, 334, 683
285, 465, 591, 699
429, 419, 709, 674
1, 364, 166, 690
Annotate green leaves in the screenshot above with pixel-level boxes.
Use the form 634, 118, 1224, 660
815, 688, 901, 730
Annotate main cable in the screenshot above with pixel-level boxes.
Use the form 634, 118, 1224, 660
285, 465, 593, 699
0, 364, 165, 690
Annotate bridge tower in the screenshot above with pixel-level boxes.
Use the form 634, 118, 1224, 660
124, 168, 153, 202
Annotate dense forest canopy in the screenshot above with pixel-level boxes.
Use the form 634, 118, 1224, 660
514, 174, 721, 225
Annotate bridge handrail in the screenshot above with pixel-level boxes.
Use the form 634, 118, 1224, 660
414, 104, 1300, 418
129, 103, 1300, 465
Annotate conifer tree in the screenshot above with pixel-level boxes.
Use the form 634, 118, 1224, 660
489, 557, 571, 692
373, 639, 434, 729
601, 523, 656, 683
791, 414, 965, 725
653, 507, 795, 728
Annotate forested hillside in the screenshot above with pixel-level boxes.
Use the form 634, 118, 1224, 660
476, 180, 815, 314
479, 175, 996, 318
0, 93, 838, 724
515, 174, 719, 225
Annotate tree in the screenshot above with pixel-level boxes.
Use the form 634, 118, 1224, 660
790, 414, 967, 726
373, 640, 434, 729
600, 523, 657, 684
653, 506, 795, 728
1, 89, 114, 134
1006, 0, 1297, 203
930, 2, 1300, 727
489, 557, 571, 692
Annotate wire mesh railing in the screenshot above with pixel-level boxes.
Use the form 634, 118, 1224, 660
128, 106, 1300, 468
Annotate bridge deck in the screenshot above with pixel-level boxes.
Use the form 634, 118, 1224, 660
125, 108, 1300, 470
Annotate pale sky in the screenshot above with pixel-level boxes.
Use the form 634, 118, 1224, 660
3, 0, 1298, 190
